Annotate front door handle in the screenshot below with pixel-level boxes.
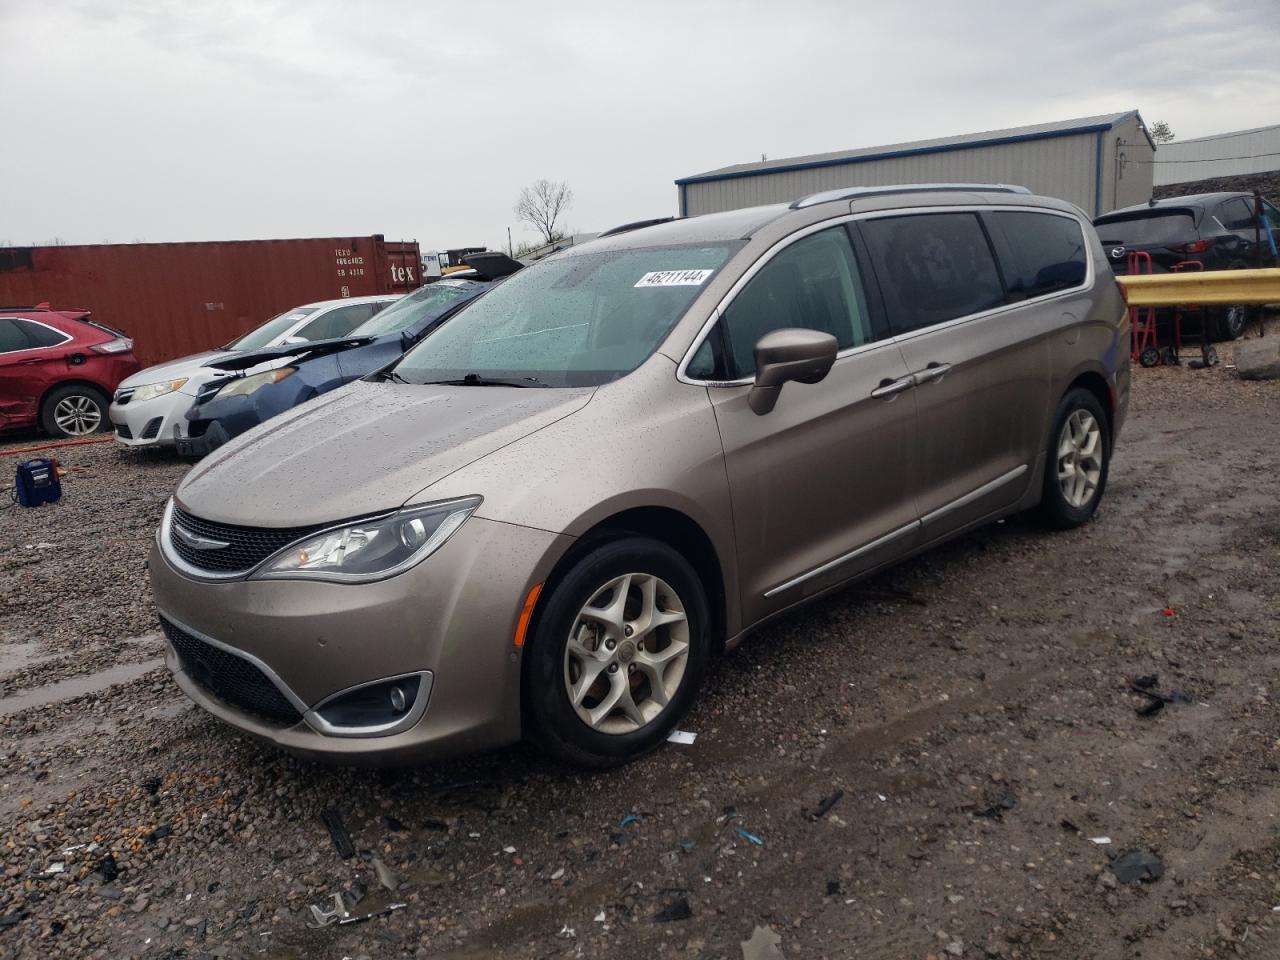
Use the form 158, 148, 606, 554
871, 376, 915, 400
914, 362, 952, 385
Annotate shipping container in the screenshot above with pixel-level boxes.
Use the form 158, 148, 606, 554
0, 236, 422, 366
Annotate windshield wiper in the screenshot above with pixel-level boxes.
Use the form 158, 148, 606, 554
382, 370, 411, 384
424, 373, 548, 388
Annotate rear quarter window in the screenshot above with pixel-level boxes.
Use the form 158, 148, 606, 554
15, 319, 71, 348
860, 212, 1004, 333
991, 212, 1088, 301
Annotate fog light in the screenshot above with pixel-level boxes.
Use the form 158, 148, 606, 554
309, 673, 431, 736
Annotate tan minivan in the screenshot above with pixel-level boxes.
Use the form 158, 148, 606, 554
150, 185, 1130, 767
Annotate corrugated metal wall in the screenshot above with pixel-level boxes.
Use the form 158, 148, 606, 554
1153, 125, 1280, 186
1102, 114, 1156, 211
0, 237, 421, 366
683, 130, 1153, 218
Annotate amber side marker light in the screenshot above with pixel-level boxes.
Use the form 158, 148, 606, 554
514, 583, 544, 648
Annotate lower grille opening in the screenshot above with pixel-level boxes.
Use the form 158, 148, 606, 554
114, 423, 133, 440
141, 417, 163, 439
161, 618, 303, 727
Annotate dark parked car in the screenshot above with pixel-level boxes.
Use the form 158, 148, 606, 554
0, 305, 140, 438
1094, 192, 1280, 340
175, 256, 521, 458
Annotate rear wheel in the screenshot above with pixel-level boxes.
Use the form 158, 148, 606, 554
1037, 388, 1111, 530
524, 537, 710, 768
1212, 304, 1249, 342
41, 384, 108, 438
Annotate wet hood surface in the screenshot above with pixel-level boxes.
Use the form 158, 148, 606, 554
176, 380, 594, 526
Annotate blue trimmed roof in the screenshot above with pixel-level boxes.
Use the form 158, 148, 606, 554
676, 111, 1149, 186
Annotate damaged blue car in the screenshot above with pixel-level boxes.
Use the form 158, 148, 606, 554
174, 255, 521, 458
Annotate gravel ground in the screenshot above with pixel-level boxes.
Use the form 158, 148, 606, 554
1, 324, 1279, 960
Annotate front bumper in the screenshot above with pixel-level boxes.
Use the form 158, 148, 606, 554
149, 514, 571, 764
110, 390, 195, 448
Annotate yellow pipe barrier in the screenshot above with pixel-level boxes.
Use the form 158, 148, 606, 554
1116, 268, 1280, 307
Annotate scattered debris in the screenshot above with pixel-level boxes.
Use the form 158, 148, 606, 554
94, 854, 118, 883
974, 791, 1017, 820
620, 815, 640, 828
1060, 819, 1081, 834
308, 892, 407, 927
1108, 848, 1165, 884
1090, 837, 1113, 845
141, 777, 161, 796
503, 845, 517, 854
557, 923, 576, 939
593, 911, 606, 923
741, 924, 784, 960
43, 862, 65, 875
382, 815, 408, 833
653, 897, 693, 922
1128, 675, 1193, 716
826, 880, 842, 896
807, 789, 844, 821
373, 857, 401, 893
143, 824, 172, 844
1162, 607, 1176, 618
549, 868, 565, 881
667, 729, 697, 745
736, 828, 764, 846
680, 841, 697, 852
321, 808, 355, 860
345, 879, 368, 908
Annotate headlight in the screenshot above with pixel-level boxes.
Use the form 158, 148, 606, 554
129, 378, 188, 402
253, 497, 482, 582
215, 367, 296, 399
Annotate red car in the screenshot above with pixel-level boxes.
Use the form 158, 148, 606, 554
0, 304, 140, 438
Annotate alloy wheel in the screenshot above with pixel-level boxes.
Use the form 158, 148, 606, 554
563, 572, 690, 735
1057, 409, 1103, 508
53, 394, 102, 435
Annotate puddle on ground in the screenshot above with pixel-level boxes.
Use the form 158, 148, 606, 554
0, 658, 165, 717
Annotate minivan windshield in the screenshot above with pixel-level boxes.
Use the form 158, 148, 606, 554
391, 242, 738, 387
1094, 211, 1196, 247
349, 280, 480, 338
227, 307, 319, 351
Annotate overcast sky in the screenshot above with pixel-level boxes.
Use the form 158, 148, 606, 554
3, 0, 1278, 251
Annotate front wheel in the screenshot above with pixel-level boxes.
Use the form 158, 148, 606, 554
524, 537, 711, 768
1037, 388, 1111, 530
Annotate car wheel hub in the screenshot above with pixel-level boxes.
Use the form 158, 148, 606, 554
53, 395, 101, 435
563, 572, 689, 735
1057, 409, 1102, 509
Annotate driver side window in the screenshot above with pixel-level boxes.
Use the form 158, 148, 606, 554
688, 226, 872, 380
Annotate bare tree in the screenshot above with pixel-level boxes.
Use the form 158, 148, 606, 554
1148, 120, 1175, 144
514, 179, 573, 244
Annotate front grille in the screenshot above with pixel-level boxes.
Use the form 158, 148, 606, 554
141, 417, 163, 439
162, 619, 303, 726
169, 506, 323, 575
115, 423, 133, 440
114, 387, 134, 405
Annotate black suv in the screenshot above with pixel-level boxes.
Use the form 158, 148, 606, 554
1093, 192, 1280, 340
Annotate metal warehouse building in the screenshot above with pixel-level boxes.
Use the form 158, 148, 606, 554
1153, 123, 1280, 186
676, 111, 1155, 219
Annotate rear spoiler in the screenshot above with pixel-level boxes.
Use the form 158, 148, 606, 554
204, 335, 376, 371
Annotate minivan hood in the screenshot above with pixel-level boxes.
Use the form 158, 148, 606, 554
176, 380, 595, 526
119, 349, 224, 387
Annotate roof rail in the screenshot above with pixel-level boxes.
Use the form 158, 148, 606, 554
791, 183, 1031, 209
599, 216, 681, 238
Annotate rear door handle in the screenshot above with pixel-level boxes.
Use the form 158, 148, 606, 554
871, 376, 915, 400
913, 362, 952, 385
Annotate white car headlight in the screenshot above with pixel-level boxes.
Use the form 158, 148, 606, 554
253, 497, 482, 582
215, 367, 295, 399
130, 378, 188, 402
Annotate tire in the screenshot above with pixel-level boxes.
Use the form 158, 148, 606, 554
523, 536, 711, 768
40, 384, 109, 438
1037, 388, 1111, 530
1212, 305, 1249, 342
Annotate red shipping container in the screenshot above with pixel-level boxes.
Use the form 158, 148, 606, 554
0, 236, 422, 366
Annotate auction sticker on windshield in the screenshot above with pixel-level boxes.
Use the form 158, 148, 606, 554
634, 269, 713, 288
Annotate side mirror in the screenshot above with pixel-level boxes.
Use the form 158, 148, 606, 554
282, 335, 308, 345
748, 328, 838, 415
